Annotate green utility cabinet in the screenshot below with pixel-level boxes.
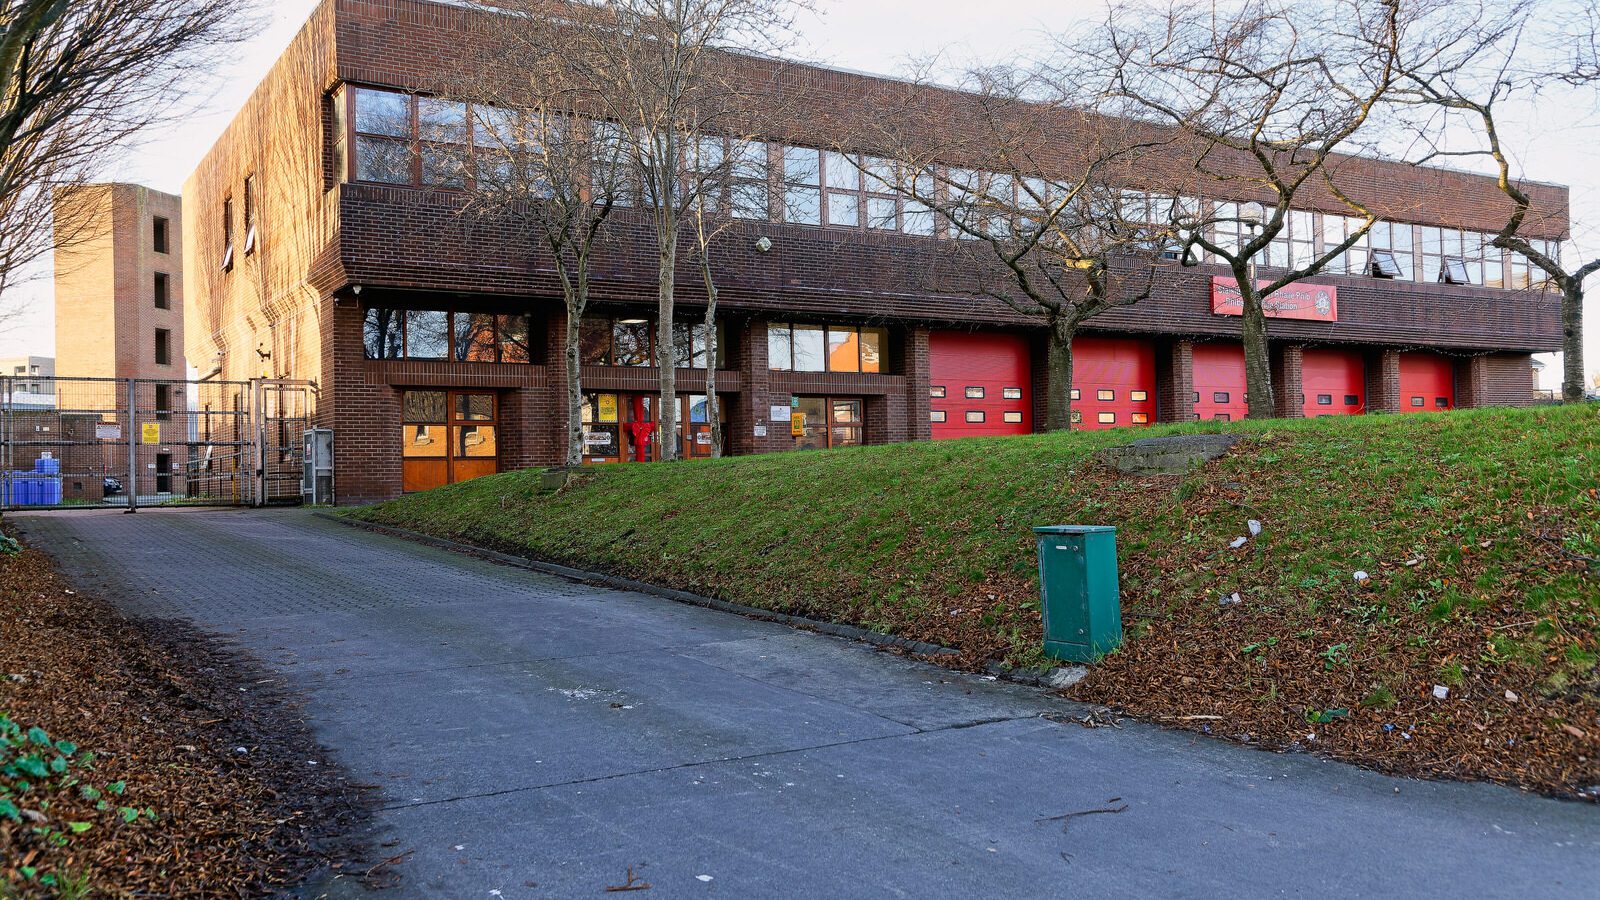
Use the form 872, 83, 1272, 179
1033, 525, 1123, 663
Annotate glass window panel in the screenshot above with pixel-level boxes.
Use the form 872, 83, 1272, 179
966, 386, 985, 399
613, 319, 652, 367
903, 200, 935, 235
833, 400, 862, 423
792, 324, 825, 372
403, 391, 447, 423
455, 312, 497, 362
930, 385, 946, 399
455, 425, 497, 457
1131, 390, 1148, 402
472, 105, 518, 147
1442, 229, 1463, 256
694, 136, 725, 173
863, 156, 895, 190
826, 327, 860, 373
825, 151, 858, 190
417, 98, 467, 143
732, 181, 768, 220
966, 411, 986, 423
354, 88, 411, 137
497, 315, 532, 363
867, 196, 898, 230
1423, 255, 1443, 283
1098, 389, 1115, 401
767, 323, 792, 370
579, 316, 610, 365
860, 328, 885, 374
689, 395, 709, 424
783, 147, 820, 185
404, 310, 449, 359
1003, 412, 1024, 424
732, 141, 767, 179
1420, 226, 1443, 255
930, 410, 947, 423
355, 137, 413, 184
1003, 387, 1023, 400
1098, 412, 1117, 424
1131, 412, 1150, 424
363, 308, 403, 359
785, 186, 820, 225
403, 423, 447, 457
421, 145, 468, 187
827, 192, 860, 228
673, 322, 710, 368
455, 393, 494, 421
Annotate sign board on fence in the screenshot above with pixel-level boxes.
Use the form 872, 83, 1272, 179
141, 422, 161, 445
95, 423, 122, 440
1211, 277, 1338, 322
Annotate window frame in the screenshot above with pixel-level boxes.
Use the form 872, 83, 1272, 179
362, 306, 538, 364
767, 322, 887, 374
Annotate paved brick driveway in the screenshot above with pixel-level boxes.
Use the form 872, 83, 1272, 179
16, 508, 1600, 899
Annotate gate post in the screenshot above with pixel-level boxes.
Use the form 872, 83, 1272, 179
251, 378, 264, 508
125, 378, 138, 513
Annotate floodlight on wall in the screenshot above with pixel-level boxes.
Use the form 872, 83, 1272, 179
755, 236, 773, 253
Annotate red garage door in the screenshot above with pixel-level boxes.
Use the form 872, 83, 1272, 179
1400, 352, 1456, 413
1302, 349, 1366, 416
1193, 343, 1248, 421
929, 331, 1032, 438
1073, 337, 1156, 430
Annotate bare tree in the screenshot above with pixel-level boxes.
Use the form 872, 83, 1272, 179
0, 0, 249, 309
560, 0, 810, 461
681, 135, 769, 457
1388, 0, 1597, 403
1075, 0, 1404, 419
441, 5, 629, 466
850, 67, 1186, 431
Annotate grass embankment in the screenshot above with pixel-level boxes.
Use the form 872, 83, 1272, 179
351, 404, 1600, 797
1, 540, 366, 896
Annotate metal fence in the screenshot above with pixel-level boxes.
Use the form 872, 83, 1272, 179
0, 376, 314, 511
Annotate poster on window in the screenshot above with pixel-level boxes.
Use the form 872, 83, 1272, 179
583, 425, 619, 456
1211, 277, 1338, 322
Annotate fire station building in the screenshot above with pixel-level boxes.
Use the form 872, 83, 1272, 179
183, 0, 1567, 505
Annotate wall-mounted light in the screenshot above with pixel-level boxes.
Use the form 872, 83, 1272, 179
755, 236, 773, 253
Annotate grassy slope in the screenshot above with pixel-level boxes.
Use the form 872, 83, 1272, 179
351, 404, 1600, 796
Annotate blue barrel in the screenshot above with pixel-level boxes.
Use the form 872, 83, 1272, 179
33, 457, 60, 475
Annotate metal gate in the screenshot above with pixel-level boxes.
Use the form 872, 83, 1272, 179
0, 376, 315, 511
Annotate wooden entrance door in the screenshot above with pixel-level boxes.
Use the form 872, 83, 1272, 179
401, 390, 500, 492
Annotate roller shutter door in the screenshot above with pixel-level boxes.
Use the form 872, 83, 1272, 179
929, 331, 1032, 438
1072, 337, 1156, 430
1301, 349, 1366, 416
1399, 352, 1456, 413
1193, 343, 1248, 421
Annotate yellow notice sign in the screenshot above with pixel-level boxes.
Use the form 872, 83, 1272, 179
790, 412, 806, 437
141, 422, 161, 445
598, 393, 619, 423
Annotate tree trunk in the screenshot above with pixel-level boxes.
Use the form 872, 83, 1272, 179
704, 296, 722, 459
657, 235, 678, 461
1562, 278, 1586, 404
1044, 316, 1076, 431
564, 301, 584, 467
1240, 277, 1275, 420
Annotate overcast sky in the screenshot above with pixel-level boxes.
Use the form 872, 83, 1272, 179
5, 0, 1595, 388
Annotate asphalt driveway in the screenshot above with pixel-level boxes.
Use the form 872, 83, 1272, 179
15, 508, 1599, 898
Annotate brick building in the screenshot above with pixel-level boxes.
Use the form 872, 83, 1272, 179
183, 0, 1567, 505
45, 184, 192, 503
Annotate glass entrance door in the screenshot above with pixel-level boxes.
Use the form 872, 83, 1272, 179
401, 390, 499, 492
790, 397, 863, 451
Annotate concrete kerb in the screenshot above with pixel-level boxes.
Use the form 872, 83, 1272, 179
317, 513, 1090, 689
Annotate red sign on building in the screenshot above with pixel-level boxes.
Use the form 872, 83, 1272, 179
1211, 277, 1338, 322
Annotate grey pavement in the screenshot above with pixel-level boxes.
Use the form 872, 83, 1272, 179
14, 508, 1598, 899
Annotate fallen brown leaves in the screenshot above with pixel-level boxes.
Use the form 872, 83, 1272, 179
0, 543, 369, 896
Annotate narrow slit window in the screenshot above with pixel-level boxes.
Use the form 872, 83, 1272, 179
930, 385, 946, 399
1003, 412, 1023, 424
1097, 412, 1116, 424
965, 386, 985, 399
965, 411, 986, 423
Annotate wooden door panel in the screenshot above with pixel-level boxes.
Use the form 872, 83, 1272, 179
403, 459, 449, 493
